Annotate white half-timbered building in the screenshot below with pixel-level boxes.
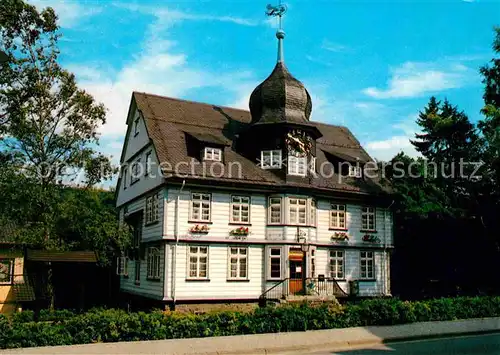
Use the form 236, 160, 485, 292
115, 18, 394, 308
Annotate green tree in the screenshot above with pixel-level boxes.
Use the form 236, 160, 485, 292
412, 97, 482, 163
479, 27, 500, 195
410, 97, 483, 214
476, 27, 500, 237
0, 0, 120, 249
0, 0, 115, 186
382, 152, 453, 216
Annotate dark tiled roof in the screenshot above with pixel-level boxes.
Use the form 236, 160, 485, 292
134, 92, 390, 197
26, 249, 97, 263
249, 62, 312, 124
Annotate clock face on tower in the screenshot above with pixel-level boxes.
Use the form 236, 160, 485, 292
286, 129, 313, 157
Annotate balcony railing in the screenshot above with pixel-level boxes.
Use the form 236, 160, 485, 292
260, 277, 347, 304
305, 277, 348, 298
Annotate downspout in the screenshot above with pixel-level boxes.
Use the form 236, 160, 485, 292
162, 189, 168, 304
171, 179, 186, 308
383, 200, 395, 296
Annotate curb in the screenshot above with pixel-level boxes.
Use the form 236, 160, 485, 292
2, 317, 500, 354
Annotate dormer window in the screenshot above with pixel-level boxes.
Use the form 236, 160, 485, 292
348, 165, 362, 178
288, 156, 307, 176
261, 150, 282, 169
204, 147, 222, 161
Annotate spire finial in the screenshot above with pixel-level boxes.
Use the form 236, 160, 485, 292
266, 1, 287, 63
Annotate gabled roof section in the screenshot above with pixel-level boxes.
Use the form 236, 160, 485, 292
132, 92, 390, 196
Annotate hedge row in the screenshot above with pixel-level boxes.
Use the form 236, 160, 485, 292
2, 296, 500, 349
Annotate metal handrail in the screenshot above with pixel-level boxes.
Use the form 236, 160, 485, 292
260, 278, 290, 300
305, 277, 348, 297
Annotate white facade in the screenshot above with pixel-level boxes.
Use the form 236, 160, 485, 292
116, 106, 394, 305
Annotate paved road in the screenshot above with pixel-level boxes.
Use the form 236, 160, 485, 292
305, 333, 500, 355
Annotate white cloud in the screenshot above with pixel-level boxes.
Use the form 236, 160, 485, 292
365, 136, 418, 161
29, 0, 101, 28
321, 40, 350, 53
363, 61, 473, 99
115, 3, 258, 27
364, 115, 421, 161
70, 6, 257, 158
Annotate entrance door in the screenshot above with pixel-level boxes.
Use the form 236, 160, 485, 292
289, 249, 304, 295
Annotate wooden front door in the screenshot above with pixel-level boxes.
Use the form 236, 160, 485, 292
289, 249, 304, 295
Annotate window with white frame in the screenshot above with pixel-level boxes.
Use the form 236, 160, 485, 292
133, 117, 140, 136
204, 147, 222, 161
147, 247, 161, 280
261, 150, 282, 169
288, 156, 307, 176
360, 251, 375, 279
134, 260, 141, 284
289, 198, 307, 225
190, 193, 211, 222
330, 204, 346, 229
329, 250, 344, 279
145, 151, 152, 176
131, 159, 141, 184
361, 206, 376, 231
310, 199, 316, 226
268, 247, 282, 280
268, 197, 282, 224
188, 246, 209, 279
231, 196, 250, 224
348, 165, 362, 178
146, 194, 159, 224
228, 247, 248, 280
116, 256, 128, 276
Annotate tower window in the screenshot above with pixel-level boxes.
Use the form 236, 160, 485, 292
348, 165, 362, 178
288, 156, 307, 176
261, 150, 282, 169
204, 147, 222, 161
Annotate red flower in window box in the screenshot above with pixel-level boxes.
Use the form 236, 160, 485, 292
190, 225, 209, 234
331, 232, 349, 242
362, 234, 380, 243
230, 227, 250, 237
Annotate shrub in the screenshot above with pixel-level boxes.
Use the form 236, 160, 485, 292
39, 309, 76, 322
10, 310, 34, 323
2, 296, 500, 349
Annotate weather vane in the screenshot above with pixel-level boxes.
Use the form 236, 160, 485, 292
266, 1, 287, 63
266, 1, 287, 29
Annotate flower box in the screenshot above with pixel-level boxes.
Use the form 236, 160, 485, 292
230, 227, 250, 237
362, 234, 380, 243
331, 232, 349, 242
189, 225, 209, 234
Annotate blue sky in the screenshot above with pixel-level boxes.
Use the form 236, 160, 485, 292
30, 0, 500, 163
